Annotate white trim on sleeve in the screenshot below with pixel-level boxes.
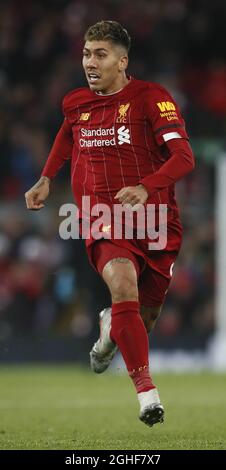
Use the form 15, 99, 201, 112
163, 132, 182, 142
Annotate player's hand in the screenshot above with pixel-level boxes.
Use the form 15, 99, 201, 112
114, 184, 148, 207
25, 176, 50, 210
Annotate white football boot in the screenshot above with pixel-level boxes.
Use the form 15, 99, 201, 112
90, 307, 118, 373
138, 388, 164, 427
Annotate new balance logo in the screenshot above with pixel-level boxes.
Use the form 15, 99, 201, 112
117, 125, 131, 145
156, 101, 176, 112
79, 112, 90, 121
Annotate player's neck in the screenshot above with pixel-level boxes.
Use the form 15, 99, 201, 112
96, 75, 130, 96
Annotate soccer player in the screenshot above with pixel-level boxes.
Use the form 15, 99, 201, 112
25, 20, 195, 427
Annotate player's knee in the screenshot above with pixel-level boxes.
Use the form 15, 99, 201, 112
110, 276, 138, 302
102, 259, 138, 302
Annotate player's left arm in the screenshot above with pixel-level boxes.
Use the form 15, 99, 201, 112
115, 138, 195, 205
115, 86, 195, 206
138, 137, 195, 197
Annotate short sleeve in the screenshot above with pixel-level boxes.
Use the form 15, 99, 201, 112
145, 84, 189, 146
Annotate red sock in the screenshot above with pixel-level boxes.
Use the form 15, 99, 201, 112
110, 300, 155, 393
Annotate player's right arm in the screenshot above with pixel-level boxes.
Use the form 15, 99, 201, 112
25, 116, 73, 210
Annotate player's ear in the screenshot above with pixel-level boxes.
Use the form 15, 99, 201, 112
119, 55, 128, 71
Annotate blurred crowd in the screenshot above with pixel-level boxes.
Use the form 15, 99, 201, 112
0, 0, 223, 357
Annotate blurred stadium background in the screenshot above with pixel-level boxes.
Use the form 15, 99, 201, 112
0, 0, 226, 372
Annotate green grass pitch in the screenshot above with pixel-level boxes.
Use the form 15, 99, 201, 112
0, 366, 225, 450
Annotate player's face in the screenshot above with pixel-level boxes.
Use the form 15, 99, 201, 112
83, 40, 128, 94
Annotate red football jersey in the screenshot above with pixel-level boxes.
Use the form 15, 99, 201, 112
42, 77, 194, 223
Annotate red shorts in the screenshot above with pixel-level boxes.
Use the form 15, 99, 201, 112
88, 219, 182, 308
